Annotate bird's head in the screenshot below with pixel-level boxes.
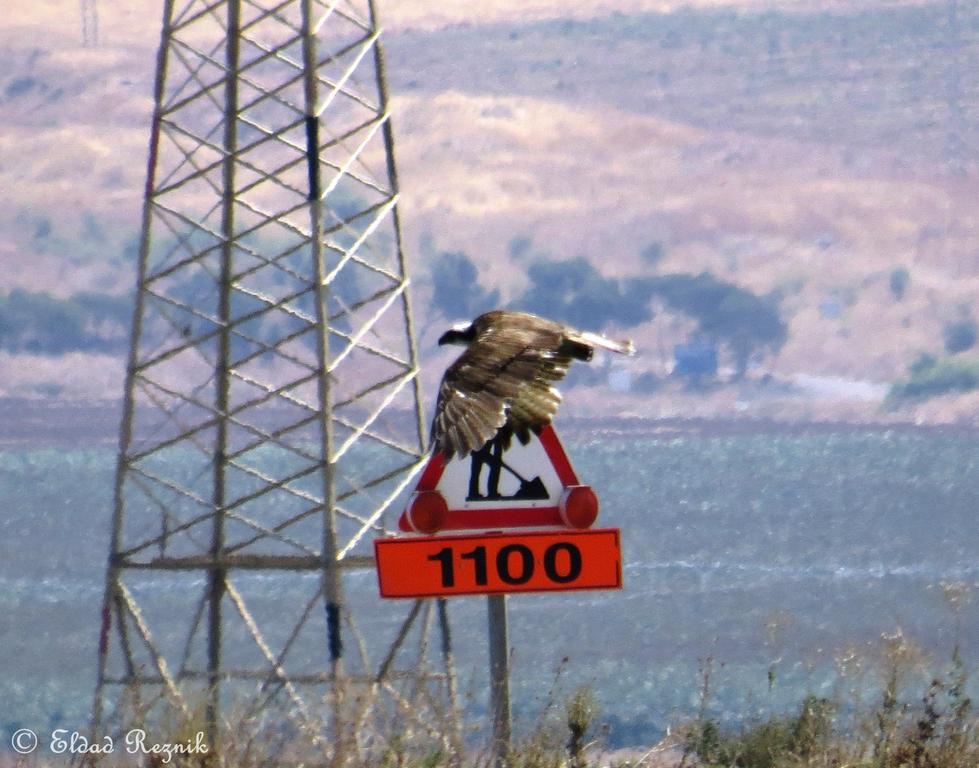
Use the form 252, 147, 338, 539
438, 321, 477, 347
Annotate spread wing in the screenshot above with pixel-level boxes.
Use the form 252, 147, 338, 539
431, 322, 572, 460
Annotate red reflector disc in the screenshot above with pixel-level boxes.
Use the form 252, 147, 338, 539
406, 490, 449, 533
559, 485, 598, 529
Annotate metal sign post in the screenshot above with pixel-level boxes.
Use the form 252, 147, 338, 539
376, 428, 624, 766
375, 529, 622, 768
487, 594, 512, 768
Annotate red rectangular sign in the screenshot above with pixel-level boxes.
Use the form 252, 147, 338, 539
374, 528, 622, 598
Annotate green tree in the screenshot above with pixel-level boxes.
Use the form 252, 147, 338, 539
944, 318, 977, 354
0, 289, 131, 355
889, 267, 910, 301
430, 251, 500, 320
650, 272, 786, 378
516, 257, 653, 329
890, 355, 979, 400
641, 241, 666, 266
0, 289, 87, 353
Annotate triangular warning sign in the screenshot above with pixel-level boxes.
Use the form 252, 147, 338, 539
398, 424, 598, 533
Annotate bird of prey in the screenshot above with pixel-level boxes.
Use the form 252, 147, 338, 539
432, 310, 634, 461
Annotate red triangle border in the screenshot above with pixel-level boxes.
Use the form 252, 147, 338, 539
398, 425, 590, 532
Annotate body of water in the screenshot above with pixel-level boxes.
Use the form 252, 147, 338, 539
1, 427, 977, 745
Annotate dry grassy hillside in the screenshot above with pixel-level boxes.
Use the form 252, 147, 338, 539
1, 0, 978, 424
4, 0, 937, 41
393, 90, 979, 384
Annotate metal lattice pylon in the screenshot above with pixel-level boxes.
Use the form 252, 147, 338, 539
80, 0, 99, 46
92, 0, 459, 760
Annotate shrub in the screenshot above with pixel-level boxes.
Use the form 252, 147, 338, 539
889, 267, 910, 301
565, 687, 596, 768
508, 235, 534, 260
889, 356, 979, 400
683, 695, 835, 768
943, 318, 977, 354
0, 289, 132, 355
641, 241, 666, 265
909, 352, 937, 376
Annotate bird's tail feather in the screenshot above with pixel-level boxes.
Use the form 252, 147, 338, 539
569, 329, 635, 356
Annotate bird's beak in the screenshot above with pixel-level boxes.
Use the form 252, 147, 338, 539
438, 322, 473, 347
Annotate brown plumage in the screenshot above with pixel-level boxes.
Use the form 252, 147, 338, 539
431, 310, 634, 460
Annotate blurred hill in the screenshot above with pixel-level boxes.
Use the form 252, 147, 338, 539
1, 0, 978, 426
